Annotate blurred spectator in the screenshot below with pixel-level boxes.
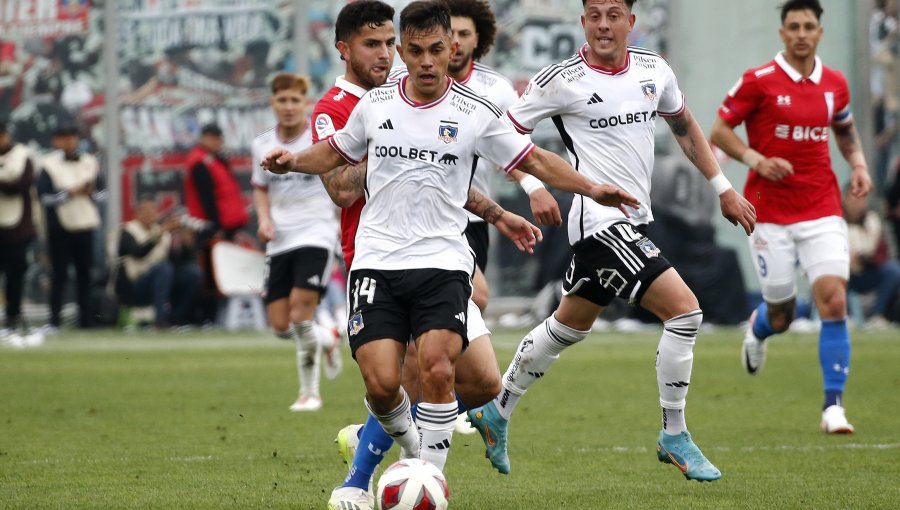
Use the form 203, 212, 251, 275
844, 185, 900, 328
183, 123, 248, 323
183, 123, 248, 239
0, 119, 38, 331
38, 123, 105, 331
887, 156, 900, 250
115, 197, 202, 328
871, 0, 899, 191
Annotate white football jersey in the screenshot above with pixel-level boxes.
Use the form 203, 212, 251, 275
251, 124, 339, 256
390, 64, 518, 223
459, 63, 519, 223
329, 76, 535, 273
507, 45, 685, 244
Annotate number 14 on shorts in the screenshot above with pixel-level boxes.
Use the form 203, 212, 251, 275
352, 276, 377, 310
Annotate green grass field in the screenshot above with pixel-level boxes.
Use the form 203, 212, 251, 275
1, 327, 899, 509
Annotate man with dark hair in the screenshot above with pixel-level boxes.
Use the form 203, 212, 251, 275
313, 3, 540, 507
444, 0, 562, 314
39, 123, 107, 331
264, 0, 637, 503
251, 73, 342, 412
0, 119, 38, 337
467, 0, 756, 481
711, 0, 872, 434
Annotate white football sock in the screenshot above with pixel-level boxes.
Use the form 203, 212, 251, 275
496, 314, 589, 420
366, 389, 419, 459
293, 321, 321, 398
657, 310, 701, 432
416, 401, 457, 471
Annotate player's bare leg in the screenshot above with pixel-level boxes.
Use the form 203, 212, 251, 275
812, 275, 854, 433
471, 267, 489, 312
454, 334, 501, 409
356, 339, 420, 458
640, 268, 720, 481
415, 329, 463, 471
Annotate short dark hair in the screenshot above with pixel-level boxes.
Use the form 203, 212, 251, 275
447, 0, 497, 60
334, 0, 395, 47
400, 0, 451, 38
582, 0, 635, 8
780, 0, 823, 23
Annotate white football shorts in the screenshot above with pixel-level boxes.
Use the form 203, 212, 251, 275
747, 215, 849, 303
466, 298, 490, 342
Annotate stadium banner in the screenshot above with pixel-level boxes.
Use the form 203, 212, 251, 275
114, 0, 294, 222
0, 0, 91, 38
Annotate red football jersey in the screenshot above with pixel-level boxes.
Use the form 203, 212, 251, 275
311, 77, 369, 269
718, 53, 853, 224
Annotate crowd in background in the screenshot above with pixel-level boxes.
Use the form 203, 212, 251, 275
1, 1, 900, 338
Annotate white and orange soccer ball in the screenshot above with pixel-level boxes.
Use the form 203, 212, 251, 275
376, 458, 449, 510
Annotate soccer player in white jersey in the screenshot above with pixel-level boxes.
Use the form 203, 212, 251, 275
446, 0, 561, 312
466, 0, 757, 482
710, 0, 872, 434
250, 74, 342, 412
262, 0, 638, 485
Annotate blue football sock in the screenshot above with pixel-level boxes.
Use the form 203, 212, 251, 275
343, 414, 393, 490
819, 319, 850, 409
752, 302, 775, 339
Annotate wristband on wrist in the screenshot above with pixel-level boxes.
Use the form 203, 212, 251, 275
709, 173, 733, 195
741, 149, 765, 169
518, 174, 545, 196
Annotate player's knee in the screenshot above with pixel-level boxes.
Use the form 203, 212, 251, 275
765, 301, 795, 333
270, 318, 290, 333
418, 354, 455, 389
456, 371, 501, 407
818, 293, 847, 320
663, 309, 703, 340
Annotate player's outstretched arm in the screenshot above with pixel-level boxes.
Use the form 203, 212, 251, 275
509, 169, 562, 225
832, 121, 873, 199
319, 162, 367, 208
261, 141, 344, 175
668, 109, 757, 235
710, 116, 793, 181
517, 147, 640, 216
466, 186, 542, 254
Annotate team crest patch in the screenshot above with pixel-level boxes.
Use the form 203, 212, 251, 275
641, 82, 657, 101
348, 312, 364, 336
438, 121, 458, 143
637, 238, 660, 258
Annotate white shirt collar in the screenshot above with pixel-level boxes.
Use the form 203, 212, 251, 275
775, 52, 823, 84
335, 76, 368, 98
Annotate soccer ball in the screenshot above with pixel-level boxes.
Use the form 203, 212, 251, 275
376, 458, 449, 510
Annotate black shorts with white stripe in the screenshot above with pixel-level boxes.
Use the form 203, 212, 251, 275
263, 246, 332, 304
562, 221, 671, 307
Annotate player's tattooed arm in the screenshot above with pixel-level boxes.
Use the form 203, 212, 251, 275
319, 162, 367, 208
467, 186, 543, 254
664, 110, 699, 164
833, 121, 873, 197
465, 187, 504, 224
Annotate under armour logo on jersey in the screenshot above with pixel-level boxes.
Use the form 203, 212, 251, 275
378, 119, 394, 130
777, 95, 792, 106
587, 93, 604, 105
454, 312, 465, 322
307, 275, 321, 286
426, 438, 451, 450
439, 153, 458, 165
